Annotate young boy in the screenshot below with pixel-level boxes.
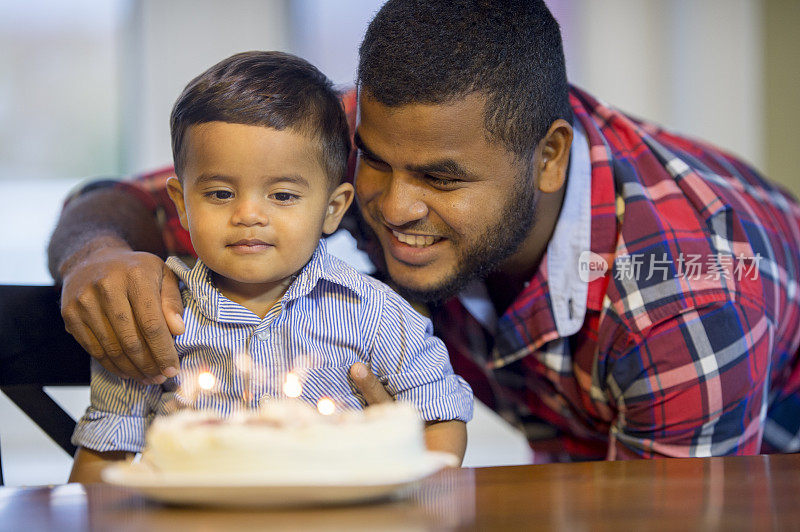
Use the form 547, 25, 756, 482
69, 51, 473, 483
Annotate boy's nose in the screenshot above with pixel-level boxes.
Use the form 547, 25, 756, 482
231, 199, 268, 226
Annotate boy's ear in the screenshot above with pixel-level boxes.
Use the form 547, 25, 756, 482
166, 176, 189, 230
322, 182, 355, 235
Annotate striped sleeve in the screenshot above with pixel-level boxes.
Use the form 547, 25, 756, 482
71, 360, 164, 453
370, 291, 474, 423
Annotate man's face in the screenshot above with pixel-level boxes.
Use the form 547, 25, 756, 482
168, 122, 351, 298
354, 93, 539, 302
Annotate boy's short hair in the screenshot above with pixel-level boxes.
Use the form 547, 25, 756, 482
171, 51, 350, 187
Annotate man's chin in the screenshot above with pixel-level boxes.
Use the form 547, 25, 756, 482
390, 272, 471, 305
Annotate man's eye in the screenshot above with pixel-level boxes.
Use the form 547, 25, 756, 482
426, 175, 459, 188
272, 192, 299, 202
206, 190, 233, 200
359, 151, 391, 172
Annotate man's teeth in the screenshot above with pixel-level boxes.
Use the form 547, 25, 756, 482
392, 230, 438, 247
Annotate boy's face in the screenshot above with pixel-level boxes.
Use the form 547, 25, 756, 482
167, 121, 353, 296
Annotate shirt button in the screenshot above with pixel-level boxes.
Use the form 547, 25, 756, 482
258, 394, 273, 406
257, 331, 269, 341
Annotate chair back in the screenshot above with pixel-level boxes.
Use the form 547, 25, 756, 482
0, 284, 90, 485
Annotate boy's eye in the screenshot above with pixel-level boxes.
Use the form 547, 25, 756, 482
272, 192, 299, 203
205, 190, 233, 200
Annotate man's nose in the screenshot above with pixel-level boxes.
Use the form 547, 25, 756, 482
231, 197, 268, 226
379, 174, 428, 227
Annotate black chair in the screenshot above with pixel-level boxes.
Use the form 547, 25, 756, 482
0, 285, 90, 485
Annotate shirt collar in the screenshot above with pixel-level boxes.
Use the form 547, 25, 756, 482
457, 119, 592, 338
167, 239, 353, 323
166, 255, 227, 323
283, 239, 343, 301
546, 119, 592, 336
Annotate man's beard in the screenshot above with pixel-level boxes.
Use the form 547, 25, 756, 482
368, 172, 539, 304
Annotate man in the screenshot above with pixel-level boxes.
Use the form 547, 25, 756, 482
49, 0, 800, 460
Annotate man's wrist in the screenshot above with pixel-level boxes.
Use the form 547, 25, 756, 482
57, 232, 132, 280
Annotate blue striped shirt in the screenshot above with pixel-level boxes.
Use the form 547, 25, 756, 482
72, 240, 473, 453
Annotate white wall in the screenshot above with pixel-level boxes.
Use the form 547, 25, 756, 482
118, 0, 387, 174
289, 0, 383, 87
119, 0, 292, 173
550, 0, 764, 169
0, 0, 122, 182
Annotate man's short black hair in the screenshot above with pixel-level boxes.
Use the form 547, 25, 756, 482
171, 51, 350, 187
358, 0, 571, 161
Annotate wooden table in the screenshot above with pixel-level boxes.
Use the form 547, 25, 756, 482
1, 454, 798, 531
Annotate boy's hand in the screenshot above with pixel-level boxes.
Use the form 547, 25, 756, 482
60, 238, 184, 383
349, 362, 393, 404
424, 420, 467, 465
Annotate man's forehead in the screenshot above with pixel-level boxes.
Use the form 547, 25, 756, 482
356, 92, 493, 151
358, 90, 488, 122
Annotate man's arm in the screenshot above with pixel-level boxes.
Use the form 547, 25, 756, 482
48, 187, 165, 279
68, 446, 134, 484
48, 187, 184, 382
608, 300, 771, 459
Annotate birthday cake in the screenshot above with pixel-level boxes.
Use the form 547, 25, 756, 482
139, 400, 436, 483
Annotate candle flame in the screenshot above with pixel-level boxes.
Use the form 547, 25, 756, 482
283, 372, 302, 398
234, 352, 252, 372
198, 371, 216, 391
317, 397, 335, 416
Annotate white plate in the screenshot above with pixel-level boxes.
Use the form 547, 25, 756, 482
102, 452, 456, 508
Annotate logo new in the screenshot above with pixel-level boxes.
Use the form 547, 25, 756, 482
578, 251, 608, 282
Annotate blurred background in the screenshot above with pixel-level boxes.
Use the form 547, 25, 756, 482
0, 0, 798, 485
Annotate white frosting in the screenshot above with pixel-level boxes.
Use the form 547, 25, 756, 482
141, 400, 428, 482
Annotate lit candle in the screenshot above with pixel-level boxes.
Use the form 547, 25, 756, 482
175, 368, 199, 410
234, 350, 253, 409
283, 372, 302, 398
198, 371, 216, 390
234, 351, 253, 373
196, 371, 215, 409
317, 397, 335, 416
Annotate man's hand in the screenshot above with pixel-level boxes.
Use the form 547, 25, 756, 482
60, 239, 184, 383
349, 362, 393, 404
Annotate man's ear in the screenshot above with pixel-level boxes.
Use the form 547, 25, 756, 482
322, 182, 355, 235
535, 119, 573, 194
166, 176, 189, 230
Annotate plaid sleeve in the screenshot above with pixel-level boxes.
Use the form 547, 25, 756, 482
63, 167, 195, 258
608, 300, 772, 459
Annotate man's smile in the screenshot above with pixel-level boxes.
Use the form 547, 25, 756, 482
391, 229, 442, 248
381, 225, 449, 267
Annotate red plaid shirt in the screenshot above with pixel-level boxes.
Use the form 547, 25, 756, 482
70, 87, 800, 460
